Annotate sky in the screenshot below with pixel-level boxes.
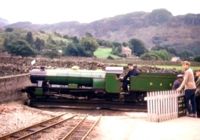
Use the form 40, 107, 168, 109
0, 0, 200, 24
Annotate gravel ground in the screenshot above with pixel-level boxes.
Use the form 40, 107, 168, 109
0, 101, 60, 137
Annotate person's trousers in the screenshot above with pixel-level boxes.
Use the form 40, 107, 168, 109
122, 80, 130, 91
185, 89, 197, 114
196, 95, 200, 117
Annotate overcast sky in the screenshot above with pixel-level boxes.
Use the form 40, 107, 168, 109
1, 0, 200, 24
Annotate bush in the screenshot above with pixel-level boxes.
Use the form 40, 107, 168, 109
63, 43, 89, 57
4, 40, 36, 57
141, 50, 171, 60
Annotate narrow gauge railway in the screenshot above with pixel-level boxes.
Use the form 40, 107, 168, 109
60, 115, 101, 140
0, 113, 101, 140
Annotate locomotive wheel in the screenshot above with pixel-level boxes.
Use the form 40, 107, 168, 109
27, 92, 35, 99
135, 92, 146, 103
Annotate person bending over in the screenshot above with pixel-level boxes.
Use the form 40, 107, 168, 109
122, 63, 139, 92
172, 74, 183, 90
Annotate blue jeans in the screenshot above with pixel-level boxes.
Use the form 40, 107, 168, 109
185, 89, 197, 114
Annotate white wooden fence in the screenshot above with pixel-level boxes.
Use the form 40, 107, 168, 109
145, 90, 183, 122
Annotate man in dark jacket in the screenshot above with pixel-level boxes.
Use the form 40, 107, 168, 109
172, 74, 183, 90
122, 63, 139, 91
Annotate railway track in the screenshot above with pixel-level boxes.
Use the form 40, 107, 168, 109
0, 113, 101, 140
60, 115, 101, 140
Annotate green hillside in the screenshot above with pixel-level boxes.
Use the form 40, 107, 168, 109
0, 29, 71, 50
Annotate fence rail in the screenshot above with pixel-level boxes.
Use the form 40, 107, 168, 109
145, 90, 185, 122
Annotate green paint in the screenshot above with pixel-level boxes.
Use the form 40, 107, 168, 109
46, 76, 93, 86
93, 79, 105, 89
105, 73, 121, 93
130, 73, 176, 91
35, 88, 43, 96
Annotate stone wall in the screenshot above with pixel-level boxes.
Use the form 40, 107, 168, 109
0, 74, 31, 102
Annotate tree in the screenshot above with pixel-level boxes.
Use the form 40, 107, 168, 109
179, 51, 193, 60
166, 47, 177, 56
26, 32, 34, 45
63, 43, 86, 56
122, 42, 128, 47
80, 36, 99, 56
112, 45, 122, 56
5, 40, 35, 57
97, 39, 114, 48
5, 28, 14, 32
112, 41, 121, 48
111, 41, 124, 56
128, 38, 147, 56
64, 43, 79, 56
194, 56, 200, 62
34, 37, 45, 51
71, 36, 79, 43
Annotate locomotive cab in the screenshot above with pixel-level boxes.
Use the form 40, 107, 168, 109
105, 67, 123, 93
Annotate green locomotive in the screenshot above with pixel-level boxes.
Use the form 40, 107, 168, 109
25, 66, 176, 103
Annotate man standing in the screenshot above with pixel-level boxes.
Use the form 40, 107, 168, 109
122, 64, 139, 92
177, 61, 197, 117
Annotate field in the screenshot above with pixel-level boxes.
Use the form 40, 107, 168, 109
94, 48, 119, 59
